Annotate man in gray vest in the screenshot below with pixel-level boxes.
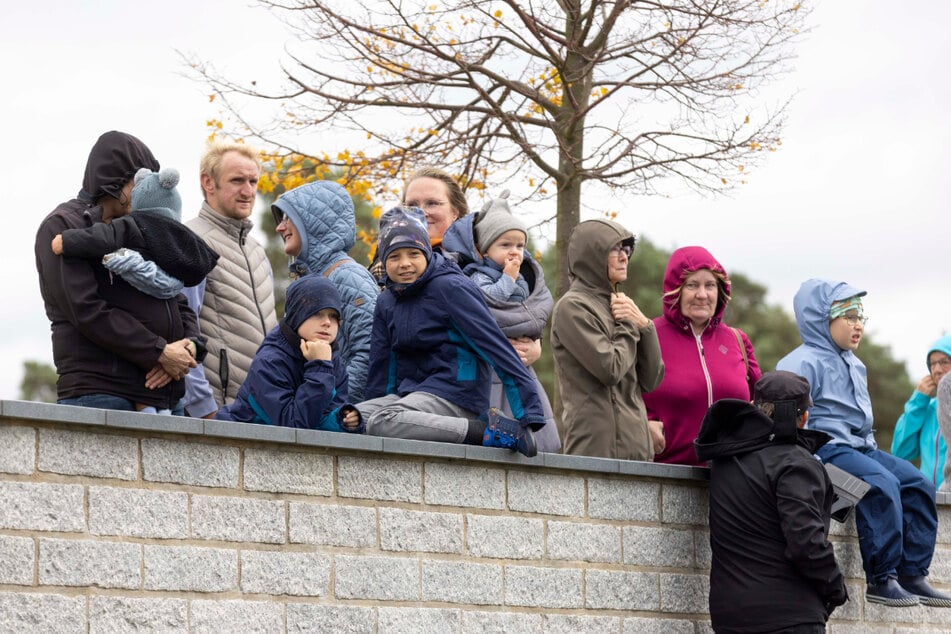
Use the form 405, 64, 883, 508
183, 141, 277, 417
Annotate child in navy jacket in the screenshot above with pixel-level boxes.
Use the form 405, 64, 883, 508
217, 275, 363, 432
359, 206, 546, 457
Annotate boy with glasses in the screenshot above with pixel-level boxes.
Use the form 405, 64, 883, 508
778, 278, 951, 608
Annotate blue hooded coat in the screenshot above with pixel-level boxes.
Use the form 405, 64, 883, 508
216, 276, 363, 432
891, 334, 951, 485
271, 181, 379, 401
776, 278, 875, 449
366, 251, 547, 427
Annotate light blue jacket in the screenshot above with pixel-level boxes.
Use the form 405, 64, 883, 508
272, 181, 379, 401
776, 278, 875, 450
891, 334, 951, 485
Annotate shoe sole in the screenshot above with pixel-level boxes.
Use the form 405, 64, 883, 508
866, 594, 919, 607
917, 596, 951, 608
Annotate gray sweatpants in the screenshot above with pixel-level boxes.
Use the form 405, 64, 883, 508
358, 392, 478, 443
939, 374, 951, 492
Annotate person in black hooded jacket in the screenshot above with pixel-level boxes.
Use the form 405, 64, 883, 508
694, 371, 848, 633
34, 131, 201, 413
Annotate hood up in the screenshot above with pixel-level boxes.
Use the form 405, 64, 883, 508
661, 245, 730, 330
793, 278, 866, 352
694, 398, 831, 461
272, 181, 357, 276
566, 219, 635, 295
81, 131, 159, 202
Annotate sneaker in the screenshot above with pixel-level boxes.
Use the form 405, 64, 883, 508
898, 575, 951, 607
866, 577, 919, 607
482, 408, 537, 458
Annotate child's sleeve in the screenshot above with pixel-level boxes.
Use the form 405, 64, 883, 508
245, 354, 340, 429
59, 217, 144, 260
364, 296, 395, 400
442, 280, 546, 426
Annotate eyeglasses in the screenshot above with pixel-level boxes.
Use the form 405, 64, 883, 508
404, 199, 448, 210
609, 245, 632, 258
838, 314, 868, 327
930, 358, 951, 370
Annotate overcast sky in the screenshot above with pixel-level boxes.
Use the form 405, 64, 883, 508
2, 1, 948, 401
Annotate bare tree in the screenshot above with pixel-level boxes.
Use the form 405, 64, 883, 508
191, 0, 807, 292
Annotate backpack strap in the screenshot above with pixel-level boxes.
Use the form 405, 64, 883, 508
323, 259, 350, 278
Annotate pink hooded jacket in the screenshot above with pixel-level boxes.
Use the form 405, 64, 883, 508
643, 246, 761, 466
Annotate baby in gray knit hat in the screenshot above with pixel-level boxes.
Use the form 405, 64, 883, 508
471, 190, 530, 302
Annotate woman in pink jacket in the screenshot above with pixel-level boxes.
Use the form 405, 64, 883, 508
644, 246, 762, 466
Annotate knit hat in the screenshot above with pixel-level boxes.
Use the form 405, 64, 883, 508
474, 190, 527, 252
378, 206, 432, 263
132, 167, 182, 221
283, 275, 342, 332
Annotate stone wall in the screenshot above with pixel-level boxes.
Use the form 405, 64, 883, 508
1, 399, 950, 633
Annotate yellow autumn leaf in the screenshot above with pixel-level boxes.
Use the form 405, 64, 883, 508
494, 9, 502, 18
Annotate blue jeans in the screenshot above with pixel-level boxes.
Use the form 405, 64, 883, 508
58, 395, 185, 416
817, 443, 937, 584
58, 394, 136, 411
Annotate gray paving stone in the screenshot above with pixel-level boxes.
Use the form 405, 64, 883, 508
88, 486, 188, 539
289, 501, 376, 547
543, 614, 621, 634
462, 611, 542, 634
504, 565, 582, 608
621, 617, 696, 634
190, 599, 283, 633
204, 418, 296, 443
0, 592, 85, 634
286, 604, 375, 633
0, 425, 34, 474
191, 494, 285, 544
334, 554, 419, 601
378, 607, 461, 634
2, 400, 104, 425
585, 569, 659, 610
0, 535, 34, 585
508, 470, 584, 516
39, 538, 140, 589
104, 409, 203, 435
660, 573, 709, 613
422, 559, 503, 605
141, 438, 239, 488
0, 481, 84, 532
466, 514, 544, 560
244, 447, 333, 495
380, 507, 463, 554
588, 477, 660, 521
662, 483, 709, 526
241, 550, 331, 596
143, 544, 237, 592
547, 520, 621, 563
38, 428, 137, 480
623, 525, 695, 568
89, 596, 187, 633
337, 455, 421, 502
425, 462, 505, 509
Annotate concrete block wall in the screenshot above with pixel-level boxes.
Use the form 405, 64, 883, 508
2, 400, 951, 633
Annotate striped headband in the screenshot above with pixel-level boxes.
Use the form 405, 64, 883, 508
829, 296, 864, 321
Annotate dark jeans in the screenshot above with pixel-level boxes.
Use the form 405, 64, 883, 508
58, 394, 136, 411
817, 443, 937, 584
58, 395, 185, 416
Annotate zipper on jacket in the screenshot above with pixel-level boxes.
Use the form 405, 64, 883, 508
694, 332, 714, 406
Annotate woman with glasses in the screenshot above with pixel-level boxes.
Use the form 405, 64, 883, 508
891, 335, 951, 486
369, 167, 470, 284
643, 246, 762, 466
550, 219, 664, 460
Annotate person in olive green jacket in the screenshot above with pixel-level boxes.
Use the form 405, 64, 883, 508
550, 219, 665, 460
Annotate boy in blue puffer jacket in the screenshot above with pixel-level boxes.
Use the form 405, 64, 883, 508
358, 206, 547, 457
216, 275, 363, 432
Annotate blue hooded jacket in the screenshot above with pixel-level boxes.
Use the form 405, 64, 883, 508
776, 278, 874, 450
891, 334, 951, 485
365, 250, 546, 426
216, 276, 363, 432
271, 181, 379, 401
